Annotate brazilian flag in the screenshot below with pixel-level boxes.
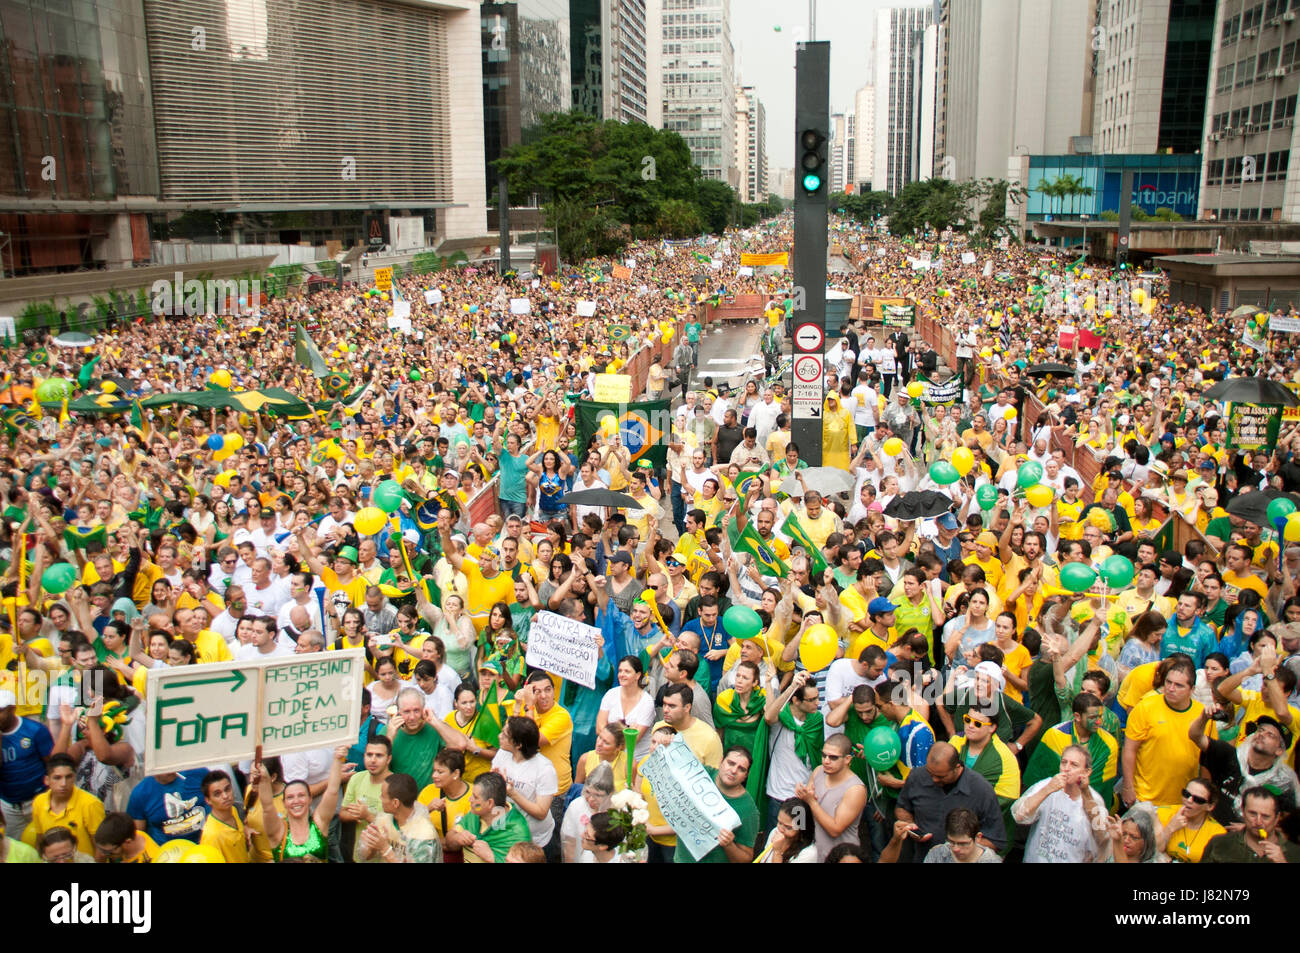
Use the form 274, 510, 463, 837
734, 467, 768, 497
779, 511, 828, 576
64, 524, 107, 551
575, 398, 670, 468
608, 325, 632, 343
727, 520, 788, 578
26, 348, 48, 366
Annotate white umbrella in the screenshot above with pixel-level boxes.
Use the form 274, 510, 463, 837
51, 332, 94, 348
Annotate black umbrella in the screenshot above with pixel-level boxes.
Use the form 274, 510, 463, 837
691, 272, 708, 285
1225, 489, 1300, 527
883, 490, 956, 521
1201, 378, 1300, 407
559, 488, 644, 510
1027, 363, 1074, 378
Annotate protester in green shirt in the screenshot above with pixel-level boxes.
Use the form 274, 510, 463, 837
674, 746, 760, 863
447, 772, 532, 863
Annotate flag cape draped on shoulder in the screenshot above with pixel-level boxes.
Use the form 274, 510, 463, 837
777, 703, 824, 770
575, 398, 670, 468
713, 687, 770, 805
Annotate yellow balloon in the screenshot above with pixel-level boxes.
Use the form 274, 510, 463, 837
599, 416, 618, 437
979, 347, 993, 358
951, 446, 974, 476
1089, 508, 1113, 530
209, 368, 232, 389
1285, 514, 1300, 543
1025, 484, 1053, 508
100, 380, 116, 393
798, 623, 838, 672
906, 381, 923, 399
223, 433, 244, 454
155, 839, 196, 863
354, 507, 387, 536
882, 437, 903, 457
179, 843, 225, 863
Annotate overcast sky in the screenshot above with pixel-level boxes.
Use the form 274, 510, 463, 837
732, 0, 923, 178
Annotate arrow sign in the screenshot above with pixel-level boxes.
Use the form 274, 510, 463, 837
161, 670, 248, 693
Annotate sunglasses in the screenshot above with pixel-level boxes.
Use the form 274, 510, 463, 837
962, 713, 993, 728
1181, 788, 1209, 805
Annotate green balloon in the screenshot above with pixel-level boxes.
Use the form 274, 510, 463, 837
41, 562, 78, 594
1017, 461, 1044, 490
930, 462, 960, 485
863, 725, 901, 770
408, 370, 422, 382
1266, 497, 1297, 525
976, 485, 999, 510
1059, 562, 1098, 594
723, 605, 763, 640
1100, 554, 1135, 589
373, 479, 405, 514
35, 377, 71, 403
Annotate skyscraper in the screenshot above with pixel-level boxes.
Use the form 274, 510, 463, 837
854, 84, 876, 191
941, 0, 1096, 183
1093, 0, 1216, 156
571, 0, 662, 125
830, 112, 847, 193
846, 115, 856, 192
734, 86, 767, 204
1200, 0, 1300, 222
661, 0, 737, 186
873, 5, 937, 195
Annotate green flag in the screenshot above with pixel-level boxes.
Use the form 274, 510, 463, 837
294, 323, 329, 377
574, 398, 670, 468
779, 510, 828, 576
727, 519, 788, 578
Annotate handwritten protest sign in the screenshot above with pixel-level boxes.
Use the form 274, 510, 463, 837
424, 289, 443, 306
961, 251, 977, 265
524, 611, 601, 689
146, 650, 363, 774
641, 736, 741, 859
1227, 403, 1282, 452
509, 298, 532, 314
576, 301, 598, 317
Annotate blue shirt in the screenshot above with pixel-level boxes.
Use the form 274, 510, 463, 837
0, 717, 54, 802
682, 618, 730, 691
126, 771, 209, 844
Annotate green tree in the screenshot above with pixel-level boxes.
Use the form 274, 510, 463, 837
696, 179, 740, 234
887, 179, 965, 236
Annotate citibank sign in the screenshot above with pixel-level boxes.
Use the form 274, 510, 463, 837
1133, 183, 1195, 208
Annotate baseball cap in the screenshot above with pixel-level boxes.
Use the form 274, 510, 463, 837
260, 507, 275, 519
936, 512, 959, 530
976, 531, 999, 548
1246, 715, 1293, 750
609, 551, 632, 565
336, 545, 359, 563
973, 660, 1005, 689
868, 597, 897, 615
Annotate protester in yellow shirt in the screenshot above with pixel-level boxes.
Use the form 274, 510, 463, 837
199, 771, 250, 863
22, 754, 104, 856
1122, 659, 1204, 807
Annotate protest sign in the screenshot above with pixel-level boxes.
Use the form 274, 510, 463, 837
961, 251, 977, 265
1227, 403, 1282, 452
373, 267, 393, 292
882, 304, 915, 327
510, 298, 532, 315
524, 611, 601, 689
920, 377, 962, 406
1270, 315, 1300, 333
576, 301, 598, 317
424, 289, 442, 306
592, 374, 632, 403
740, 252, 788, 267
145, 650, 364, 774
738, 266, 754, 277
641, 736, 741, 860
612, 265, 632, 280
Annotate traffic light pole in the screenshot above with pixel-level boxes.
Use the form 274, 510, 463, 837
791, 42, 830, 467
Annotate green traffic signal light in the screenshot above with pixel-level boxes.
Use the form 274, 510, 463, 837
802, 173, 822, 193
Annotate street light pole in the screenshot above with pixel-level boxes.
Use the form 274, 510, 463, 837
1080, 214, 1089, 258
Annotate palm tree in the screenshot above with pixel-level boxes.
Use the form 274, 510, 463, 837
1037, 177, 1064, 216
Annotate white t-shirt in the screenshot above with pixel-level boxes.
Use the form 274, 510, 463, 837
1013, 779, 1108, 864
235, 638, 295, 661
851, 384, 878, 426
491, 750, 559, 846
767, 711, 815, 800
821, 658, 872, 730
598, 688, 656, 761
245, 578, 290, 617
277, 598, 323, 635
560, 795, 597, 862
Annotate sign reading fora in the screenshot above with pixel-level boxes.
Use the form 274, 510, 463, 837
146, 650, 363, 774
